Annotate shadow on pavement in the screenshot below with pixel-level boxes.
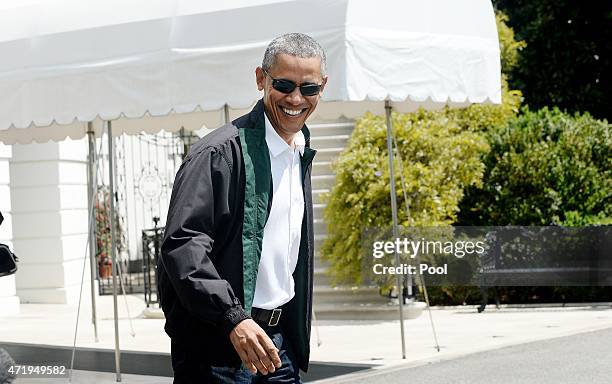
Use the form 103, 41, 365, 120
1, 342, 375, 381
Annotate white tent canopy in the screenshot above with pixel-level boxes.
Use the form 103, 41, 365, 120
0, 0, 500, 143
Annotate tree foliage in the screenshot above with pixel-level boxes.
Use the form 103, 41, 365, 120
496, 11, 526, 75
494, 0, 612, 120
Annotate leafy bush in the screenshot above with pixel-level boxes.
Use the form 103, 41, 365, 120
458, 107, 611, 226
321, 111, 490, 284
450, 108, 611, 307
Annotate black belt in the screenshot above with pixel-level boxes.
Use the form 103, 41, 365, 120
251, 307, 282, 327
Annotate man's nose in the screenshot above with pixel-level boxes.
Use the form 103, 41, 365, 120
285, 87, 305, 105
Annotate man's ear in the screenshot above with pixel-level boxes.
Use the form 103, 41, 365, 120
320, 77, 328, 93
255, 67, 265, 91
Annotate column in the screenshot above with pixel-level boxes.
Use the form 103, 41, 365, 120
10, 138, 91, 304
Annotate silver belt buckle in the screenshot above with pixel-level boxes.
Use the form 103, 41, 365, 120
268, 308, 282, 326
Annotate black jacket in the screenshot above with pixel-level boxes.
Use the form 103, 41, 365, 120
158, 100, 316, 371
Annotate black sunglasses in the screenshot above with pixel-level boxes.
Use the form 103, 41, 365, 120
263, 69, 322, 96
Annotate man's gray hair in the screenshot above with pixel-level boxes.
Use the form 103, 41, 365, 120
262, 33, 327, 77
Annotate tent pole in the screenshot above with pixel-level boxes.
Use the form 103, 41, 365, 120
392, 135, 441, 352
385, 100, 406, 359
86, 123, 100, 343
223, 103, 230, 124
107, 121, 122, 382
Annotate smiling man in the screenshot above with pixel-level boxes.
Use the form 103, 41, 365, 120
158, 33, 326, 383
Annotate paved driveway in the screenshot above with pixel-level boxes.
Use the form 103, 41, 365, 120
329, 327, 612, 384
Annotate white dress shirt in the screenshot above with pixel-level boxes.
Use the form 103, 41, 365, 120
251, 113, 305, 310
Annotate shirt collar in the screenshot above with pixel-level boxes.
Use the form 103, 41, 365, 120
264, 112, 305, 157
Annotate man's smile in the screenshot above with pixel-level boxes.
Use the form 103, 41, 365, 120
280, 106, 307, 117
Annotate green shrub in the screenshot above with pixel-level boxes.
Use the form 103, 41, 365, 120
321, 111, 491, 284
458, 107, 611, 226
451, 108, 611, 306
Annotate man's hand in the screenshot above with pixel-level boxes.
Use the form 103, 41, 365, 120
229, 319, 282, 375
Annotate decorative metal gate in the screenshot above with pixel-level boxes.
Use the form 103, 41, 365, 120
95, 129, 199, 305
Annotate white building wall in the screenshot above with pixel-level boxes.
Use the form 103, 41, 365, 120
0, 143, 20, 315
9, 139, 92, 304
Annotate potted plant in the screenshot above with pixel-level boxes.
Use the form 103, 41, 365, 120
95, 187, 126, 279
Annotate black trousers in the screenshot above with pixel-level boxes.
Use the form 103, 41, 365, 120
171, 320, 301, 383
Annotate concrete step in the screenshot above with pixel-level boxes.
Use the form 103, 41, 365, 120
308, 121, 354, 136
310, 134, 350, 149
313, 266, 331, 286
313, 234, 328, 244
312, 161, 333, 175
313, 285, 383, 305
314, 217, 326, 234
313, 203, 326, 221
312, 188, 330, 205
312, 250, 330, 269
315, 233, 327, 250
312, 174, 336, 190
313, 229, 330, 242
313, 256, 330, 271
313, 301, 426, 320
313, 147, 344, 162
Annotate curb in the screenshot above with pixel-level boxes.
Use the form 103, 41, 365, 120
429, 301, 612, 312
